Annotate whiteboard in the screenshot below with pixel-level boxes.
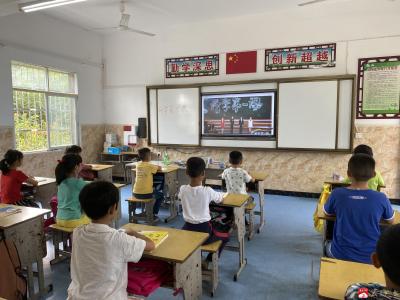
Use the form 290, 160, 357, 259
157, 88, 200, 145
278, 81, 338, 149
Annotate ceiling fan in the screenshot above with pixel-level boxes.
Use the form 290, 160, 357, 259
298, 0, 396, 6
93, 0, 155, 37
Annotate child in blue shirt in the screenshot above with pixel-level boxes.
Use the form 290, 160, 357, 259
324, 153, 394, 264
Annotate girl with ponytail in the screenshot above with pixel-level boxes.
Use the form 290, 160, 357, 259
55, 154, 90, 227
0, 149, 38, 205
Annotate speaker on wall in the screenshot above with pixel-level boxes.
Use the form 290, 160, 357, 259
137, 118, 147, 138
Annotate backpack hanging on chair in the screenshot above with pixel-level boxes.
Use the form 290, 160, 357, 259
0, 235, 27, 300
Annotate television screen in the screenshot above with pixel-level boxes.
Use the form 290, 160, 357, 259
202, 91, 276, 138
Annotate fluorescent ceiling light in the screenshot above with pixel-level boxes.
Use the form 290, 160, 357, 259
19, 0, 87, 13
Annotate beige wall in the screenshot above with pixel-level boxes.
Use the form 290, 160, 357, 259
148, 125, 399, 199
0, 124, 105, 178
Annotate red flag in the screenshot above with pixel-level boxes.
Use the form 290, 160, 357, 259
226, 51, 257, 74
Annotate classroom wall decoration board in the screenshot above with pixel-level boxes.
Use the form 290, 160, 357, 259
265, 43, 336, 71
357, 56, 400, 119
165, 54, 219, 78
147, 75, 355, 151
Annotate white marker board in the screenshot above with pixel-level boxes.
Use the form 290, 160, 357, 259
148, 76, 354, 150
277, 81, 338, 149
157, 88, 200, 145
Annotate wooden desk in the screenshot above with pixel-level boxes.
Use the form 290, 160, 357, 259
114, 182, 126, 228
122, 223, 208, 300
324, 178, 385, 192
219, 170, 268, 234
89, 164, 114, 181
318, 257, 385, 299
218, 193, 250, 281
0, 204, 52, 299
249, 171, 267, 233
25, 177, 57, 209
130, 161, 180, 223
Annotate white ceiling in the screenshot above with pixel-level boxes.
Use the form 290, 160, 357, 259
1, 0, 399, 35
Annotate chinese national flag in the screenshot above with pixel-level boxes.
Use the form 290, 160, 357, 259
226, 51, 257, 74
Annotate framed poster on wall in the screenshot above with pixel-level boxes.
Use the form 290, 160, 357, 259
357, 56, 400, 119
265, 43, 336, 71
165, 54, 219, 78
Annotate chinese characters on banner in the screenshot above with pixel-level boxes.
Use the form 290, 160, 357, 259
265, 44, 336, 71
165, 54, 219, 78
357, 57, 400, 119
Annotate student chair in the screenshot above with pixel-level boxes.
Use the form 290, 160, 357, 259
126, 197, 158, 225
49, 224, 74, 265
201, 240, 222, 297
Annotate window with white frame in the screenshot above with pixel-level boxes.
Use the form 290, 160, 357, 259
11, 61, 78, 152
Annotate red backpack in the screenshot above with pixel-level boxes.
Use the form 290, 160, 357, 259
0, 237, 27, 300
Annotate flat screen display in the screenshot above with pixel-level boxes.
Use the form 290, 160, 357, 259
201, 91, 276, 138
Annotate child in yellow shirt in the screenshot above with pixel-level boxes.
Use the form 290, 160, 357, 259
343, 144, 384, 191
133, 148, 162, 216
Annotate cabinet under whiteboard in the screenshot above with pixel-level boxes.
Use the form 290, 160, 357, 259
202, 91, 276, 138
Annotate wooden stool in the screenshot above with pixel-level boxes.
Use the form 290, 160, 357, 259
245, 201, 256, 240
201, 240, 222, 297
126, 197, 157, 225
49, 224, 74, 265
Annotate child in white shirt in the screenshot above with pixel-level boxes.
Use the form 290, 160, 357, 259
178, 157, 228, 257
67, 181, 155, 300
222, 151, 255, 195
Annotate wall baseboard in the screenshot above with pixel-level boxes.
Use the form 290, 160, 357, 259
264, 189, 400, 205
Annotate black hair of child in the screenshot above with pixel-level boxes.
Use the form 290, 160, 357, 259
186, 157, 206, 178
79, 181, 119, 220
229, 151, 243, 165
138, 147, 151, 161
65, 145, 82, 155
348, 153, 375, 182
376, 224, 400, 287
55, 154, 82, 185
0, 149, 23, 175
353, 144, 374, 157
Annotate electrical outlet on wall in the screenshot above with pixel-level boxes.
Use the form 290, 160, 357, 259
355, 132, 363, 139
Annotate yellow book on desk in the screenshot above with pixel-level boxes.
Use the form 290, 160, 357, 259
139, 231, 169, 248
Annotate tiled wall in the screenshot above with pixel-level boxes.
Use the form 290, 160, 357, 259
8, 122, 395, 198
80, 124, 106, 163
150, 125, 400, 199
0, 124, 105, 178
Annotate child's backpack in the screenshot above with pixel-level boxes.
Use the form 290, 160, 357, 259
0, 236, 27, 300
313, 184, 331, 233
127, 259, 172, 297
210, 205, 233, 239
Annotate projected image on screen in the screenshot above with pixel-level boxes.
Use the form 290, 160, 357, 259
202, 91, 275, 138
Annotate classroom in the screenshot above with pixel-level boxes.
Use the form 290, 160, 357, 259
0, 0, 399, 299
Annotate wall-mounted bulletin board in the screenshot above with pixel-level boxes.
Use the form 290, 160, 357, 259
147, 75, 355, 152
357, 56, 400, 119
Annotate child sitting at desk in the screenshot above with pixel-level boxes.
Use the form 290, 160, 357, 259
65, 145, 94, 181
133, 147, 164, 217
345, 224, 400, 299
0, 149, 38, 207
222, 150, 255, 194
324, 154, 394, 264
343, 144, 384, 191
179, 157, 229, 258
56, 154, 90, 228
68, 181, 155, 300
